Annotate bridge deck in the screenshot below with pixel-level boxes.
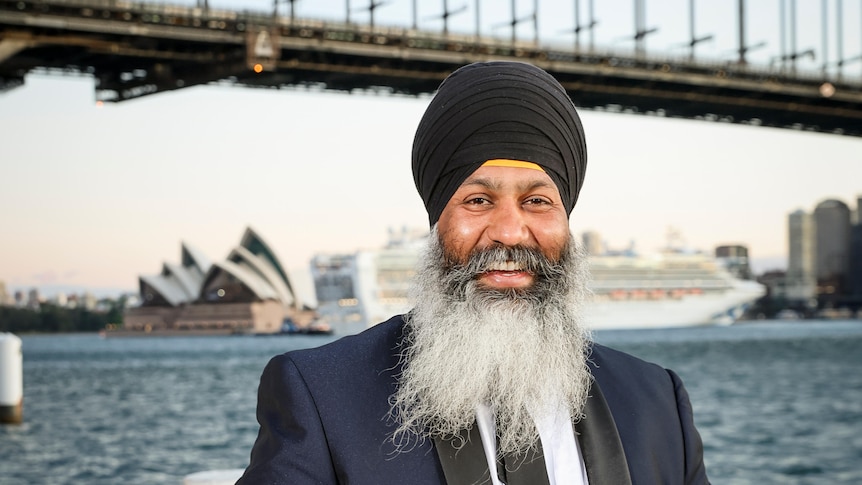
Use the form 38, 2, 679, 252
2, 0, 861, 136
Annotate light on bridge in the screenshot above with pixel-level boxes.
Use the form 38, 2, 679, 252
253, 63, 264, 74
819, 82, 836, 98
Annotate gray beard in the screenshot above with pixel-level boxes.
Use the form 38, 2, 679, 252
390, 228, 593, 456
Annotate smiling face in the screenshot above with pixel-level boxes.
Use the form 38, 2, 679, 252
394, 164, 592, 456
435, 164, 571, 290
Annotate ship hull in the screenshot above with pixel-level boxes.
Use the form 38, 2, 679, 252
584, 281, 765, 330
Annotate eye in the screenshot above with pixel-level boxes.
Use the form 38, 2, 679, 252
525, 197, 551, 205
465, 197, 491, 205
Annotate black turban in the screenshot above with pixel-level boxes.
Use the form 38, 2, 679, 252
412, 61, 587, 226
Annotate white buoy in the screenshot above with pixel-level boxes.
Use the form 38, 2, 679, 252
0, 333, 23, 424
182, 469, 245, 485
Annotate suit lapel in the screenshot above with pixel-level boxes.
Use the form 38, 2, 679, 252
433, 423, 551, 485
575, 381, 633, 485
503, 444, 550, 485
433, 426, 492, 485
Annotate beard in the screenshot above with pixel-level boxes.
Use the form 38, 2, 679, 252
389, 227, 593, 456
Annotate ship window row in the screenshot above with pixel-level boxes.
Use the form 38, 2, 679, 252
590, 280, 731, 290
591, 288, 724, 301
590, 268, 725, 275
589, 265, 719, 272
378, 297, 409, 306
590, 273, 727, 281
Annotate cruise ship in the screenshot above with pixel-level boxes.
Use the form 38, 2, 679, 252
311, 227, 425, 335
311, 229, 766, 333
585, 251, 765, 329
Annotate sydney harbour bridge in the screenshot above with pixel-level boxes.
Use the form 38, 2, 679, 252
1, 0, 861, 136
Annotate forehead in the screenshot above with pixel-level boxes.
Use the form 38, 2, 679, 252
459, 165, 560, 195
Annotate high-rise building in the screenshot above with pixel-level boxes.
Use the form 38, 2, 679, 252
849, 223, 862, 303
715, 245, 752, 280
813, 199, 851, 298
786, 210, 817, 302
848, 196, 862, 304
82, 292, 97, 311
27, 288, 41, 309
581, 231, 603, 256
0, 280, 10, 306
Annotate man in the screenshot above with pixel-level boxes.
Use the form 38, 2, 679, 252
238, 61, 709, 484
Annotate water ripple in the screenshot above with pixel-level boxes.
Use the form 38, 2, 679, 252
2, 322, 860, 484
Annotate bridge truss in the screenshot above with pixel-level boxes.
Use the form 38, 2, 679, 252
1, 0, 861, 136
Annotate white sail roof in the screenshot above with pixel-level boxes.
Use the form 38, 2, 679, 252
136, 227, 290, 307
228, 245, 294, 306
139, 273, 190, 307
204, 260, 279, 301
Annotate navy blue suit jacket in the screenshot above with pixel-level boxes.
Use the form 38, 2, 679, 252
238, 316, 708, 484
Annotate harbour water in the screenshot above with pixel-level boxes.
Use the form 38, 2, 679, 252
1, 320, 861, 484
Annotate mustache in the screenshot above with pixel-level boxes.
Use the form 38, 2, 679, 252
443, 244, 568, 282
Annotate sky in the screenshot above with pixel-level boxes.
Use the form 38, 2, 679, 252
1, 0, 861, 302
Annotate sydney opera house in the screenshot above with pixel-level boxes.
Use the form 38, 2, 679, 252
119, 227, 312, 335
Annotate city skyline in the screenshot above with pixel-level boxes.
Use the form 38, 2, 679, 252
3, 0, 862, 302
2, 72, 860, 304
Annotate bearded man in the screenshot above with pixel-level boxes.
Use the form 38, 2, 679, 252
238, 62, 709, 485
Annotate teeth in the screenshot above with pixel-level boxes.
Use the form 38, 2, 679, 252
487, 261, 523, 271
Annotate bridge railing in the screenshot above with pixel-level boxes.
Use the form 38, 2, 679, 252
7, 0, 858, 89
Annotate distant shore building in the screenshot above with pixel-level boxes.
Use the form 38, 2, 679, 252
849, 195, 862, 308
311, 253, 363, 328
26, 288, 41, 310
715, 245, 752, 280
855, 196, 862, 225
814, 199, 852, 301
53, 292, 68, 307
0, 281, 11, 306
786, 210, 817, 304
120, 227, 311, 335
581, 231, 603, 256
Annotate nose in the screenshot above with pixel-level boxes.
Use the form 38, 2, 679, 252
485, 200, 531, 247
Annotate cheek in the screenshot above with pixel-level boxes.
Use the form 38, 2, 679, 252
535, 219, 571, 259
437, 212, 484, 258
440, 225, 493, 269
446, 221, 481, 243
438, 227, 471, 264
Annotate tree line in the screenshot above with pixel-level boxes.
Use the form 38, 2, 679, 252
0, 302, 123, 333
